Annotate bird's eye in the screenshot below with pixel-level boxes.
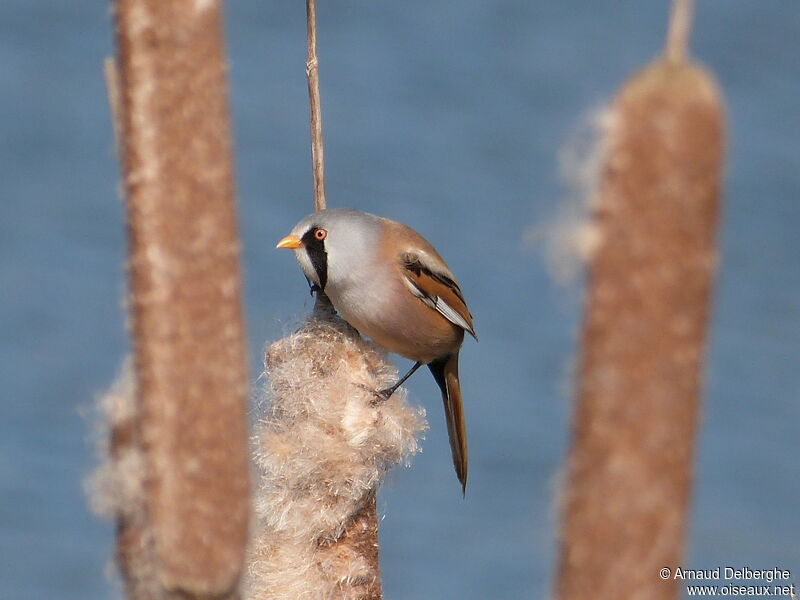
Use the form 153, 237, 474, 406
314, 228, 327, 241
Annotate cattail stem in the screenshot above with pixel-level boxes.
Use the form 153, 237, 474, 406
554, 5, 725, 600
306, 0, 326, 212
665, 0, 693, 64
103, 57, 122, 156
112, 0, 250, 597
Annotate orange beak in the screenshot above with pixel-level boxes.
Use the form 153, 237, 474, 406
276, 234, 302, 249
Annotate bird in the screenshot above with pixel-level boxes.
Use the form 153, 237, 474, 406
276, 208, 475, 492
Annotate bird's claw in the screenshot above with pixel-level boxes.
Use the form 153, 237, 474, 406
374, 387, 395, 401
354, 383, 395, 405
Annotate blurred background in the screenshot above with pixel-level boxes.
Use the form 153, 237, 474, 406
1, 1, 798, 598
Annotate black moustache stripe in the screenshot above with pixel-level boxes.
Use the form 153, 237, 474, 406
301, 229, 328, 291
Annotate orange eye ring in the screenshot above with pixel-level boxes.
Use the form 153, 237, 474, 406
314, 228, 327, 241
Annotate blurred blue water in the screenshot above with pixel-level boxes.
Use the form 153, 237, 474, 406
1, 1, 798, 598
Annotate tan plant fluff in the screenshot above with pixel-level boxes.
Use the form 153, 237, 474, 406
246, 304, 427, 599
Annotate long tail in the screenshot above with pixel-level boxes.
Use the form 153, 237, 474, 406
428, 352, 468, 494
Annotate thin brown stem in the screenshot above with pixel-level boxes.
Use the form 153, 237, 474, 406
306, 0, 326, 212
103, 57, 122, 156
665, 0, 694, 63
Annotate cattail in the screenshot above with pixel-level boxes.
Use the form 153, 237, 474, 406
555, 2, 725, 599
95, 0, 252, 597
246, 300, 426, 599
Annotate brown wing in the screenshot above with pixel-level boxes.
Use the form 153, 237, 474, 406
401, 252, 476, 339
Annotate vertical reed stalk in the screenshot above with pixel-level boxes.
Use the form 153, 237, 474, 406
554, 2, 725, 599
306, 0, 326, 212
665, 0, 693, 64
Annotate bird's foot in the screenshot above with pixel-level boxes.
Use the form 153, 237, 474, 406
354, 383, 396, 405
374, 387, 396, 401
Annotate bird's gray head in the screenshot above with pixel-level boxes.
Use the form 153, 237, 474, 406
276, 208, 382, 292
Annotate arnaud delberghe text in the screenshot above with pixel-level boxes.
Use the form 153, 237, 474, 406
673, 567, 791, 582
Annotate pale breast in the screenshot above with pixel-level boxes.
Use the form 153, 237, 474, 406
325, 264, 462, 363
